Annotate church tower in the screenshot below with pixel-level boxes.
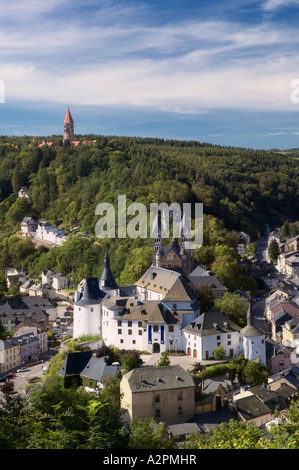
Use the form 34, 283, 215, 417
63, 107, 75, 144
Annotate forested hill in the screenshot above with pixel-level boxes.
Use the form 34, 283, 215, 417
1, 135, 298, 236
0, 135, 298, 288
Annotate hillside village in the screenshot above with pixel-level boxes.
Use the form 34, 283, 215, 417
1, 211, 299, 441
0, 110, 298, 446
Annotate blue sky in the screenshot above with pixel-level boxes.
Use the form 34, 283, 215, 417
1, 0, 299, 149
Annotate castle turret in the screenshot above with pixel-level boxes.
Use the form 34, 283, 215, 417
73, 277, 106, 339
241, 305, 266, 366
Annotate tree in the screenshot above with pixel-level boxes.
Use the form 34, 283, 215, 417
181, 419, 266, 449
268, 400, 299, 449
121, 352, 140, 372
157, 351, 170, 367
268, 239, 279, 263
129, 418, 177, 449
215, 292, 248, 327
0, 320, 10, 340
195, 284, 215, 312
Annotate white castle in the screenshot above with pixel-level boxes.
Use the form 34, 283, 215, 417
73, 241, 266, 365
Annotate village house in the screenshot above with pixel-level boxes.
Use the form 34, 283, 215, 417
0, 337, 21, 374
277, 251, 299, 277
18, 187, 30, 199
57, 351, 119, 391
229, 381, 297, 428
182, 310, 241, 360
0, 295, 54, 333
35, 220, 67, 246
14, 326, 48, 355
265, 338, 293, 374
195, 373, 240, 414
42, 270, 69, 291
20, 217, 37, 236
120, 365, 195, 425
188, 266, 228, 299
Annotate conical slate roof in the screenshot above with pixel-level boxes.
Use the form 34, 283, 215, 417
75, 278, 106, 305
99, 252, 119, 290
241, 304, 264, 337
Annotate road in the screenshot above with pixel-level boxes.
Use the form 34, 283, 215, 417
2, 351, 58, 396
251, 298, 271, 336
256, 234, 269, 263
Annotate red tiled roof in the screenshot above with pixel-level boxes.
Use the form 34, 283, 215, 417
64, 108, 74, 124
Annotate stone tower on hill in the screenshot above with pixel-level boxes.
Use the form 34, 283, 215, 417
63, 107, 75, 144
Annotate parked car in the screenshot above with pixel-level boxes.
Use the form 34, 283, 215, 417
0, 376, 7, 382
17, 367, 30, 372
28, 376, 40, 383
6, 373, 16, 378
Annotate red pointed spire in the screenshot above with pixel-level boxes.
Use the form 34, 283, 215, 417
64, 107, 74, 124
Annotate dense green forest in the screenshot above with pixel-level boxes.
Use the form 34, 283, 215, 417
0, 135, 298, 288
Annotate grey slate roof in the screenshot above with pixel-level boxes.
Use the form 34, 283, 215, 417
0, 295, 51, 324
183, 310, 241, 337
235, 395, 272, 419
75, 278, 106, 305
80, 355, 119, 382
115, 300, 182, 325
123, 365, 195, 393
189, 275, 228, 291
58, 351, 93, 376
99, 252, 119, 290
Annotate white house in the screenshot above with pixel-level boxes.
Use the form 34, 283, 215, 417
20, 217, 36, 235
182, 310, 242, 360
36, 221, 67, 245
18, 187, 30, 199
42, 270, 68, 290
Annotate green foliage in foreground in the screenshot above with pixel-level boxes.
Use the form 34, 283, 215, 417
0, 373, 298, 449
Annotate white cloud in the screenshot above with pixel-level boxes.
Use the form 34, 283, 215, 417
263, 0, 299, 10
0, 2, 298, 114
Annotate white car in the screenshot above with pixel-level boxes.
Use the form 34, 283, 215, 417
17, 367, 30, 372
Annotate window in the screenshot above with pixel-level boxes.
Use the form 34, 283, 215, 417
118, 329, 122, 335
128, 329, 132, 335
138, 330, 142, 336
138, 321, 142, 328
132, 340, 136, 345
227, 341, 231, 346
153, 325, 159, 332
177, 391, 182, 401
155, 409, 160, 418
118, 320, 122, 327
217, 335, 221, 340
227, 334, 231, 339
178, 407, 183, 415
120, 339, 123, 344
173, 303, 177, 309
155, 395, 160, 403
128, 321, 132, 327
169, 325, 174, 333
91, 308, 93, 312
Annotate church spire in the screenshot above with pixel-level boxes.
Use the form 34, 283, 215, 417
63, 107, 75, 144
